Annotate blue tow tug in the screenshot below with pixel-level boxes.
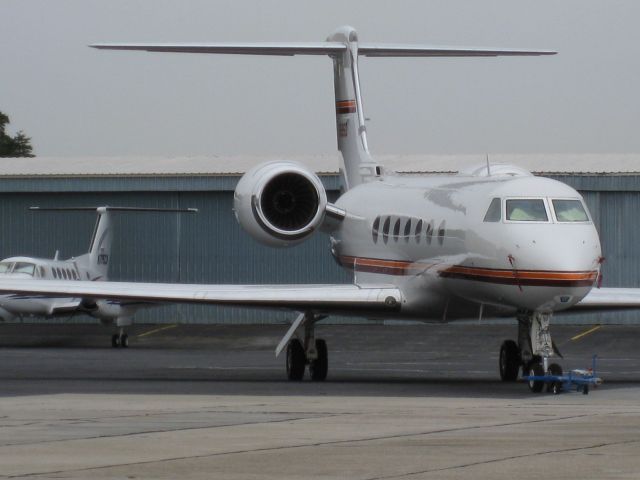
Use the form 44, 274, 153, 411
524, 355, 603, 395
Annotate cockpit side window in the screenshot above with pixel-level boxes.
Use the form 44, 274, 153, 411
552, 199, 589, 222
13, 262, 35, 276
483, 198, 502, 222
506, 199, 548, 222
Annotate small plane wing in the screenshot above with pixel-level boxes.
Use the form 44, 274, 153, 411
0, 278, 402, 314
571, 288, 640, 311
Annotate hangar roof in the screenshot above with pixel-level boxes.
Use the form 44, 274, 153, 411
0, 154, 638, 177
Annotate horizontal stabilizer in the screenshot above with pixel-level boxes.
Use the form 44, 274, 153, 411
90, 42, 555, 57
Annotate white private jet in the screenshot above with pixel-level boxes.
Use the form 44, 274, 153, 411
0, 26, 637, 391
0, 206, 196, 347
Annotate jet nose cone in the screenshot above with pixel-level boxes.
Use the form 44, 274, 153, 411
509, 223, 601, 273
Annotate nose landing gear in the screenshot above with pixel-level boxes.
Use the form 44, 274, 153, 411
500, 312, 562, 393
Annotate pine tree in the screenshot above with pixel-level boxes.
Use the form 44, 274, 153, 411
0, 111, 34, 157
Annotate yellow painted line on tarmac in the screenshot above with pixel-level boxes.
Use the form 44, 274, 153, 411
137, 324, 178, 338
571, 325, 602, 342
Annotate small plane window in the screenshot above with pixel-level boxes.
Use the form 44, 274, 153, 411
372, 216, 380, 244
553, 199, 589, 222
52, 268, 58, 279
38, 266, 45, 278
506, 199, 548, 222
72, 270, 78, 280
426, 222, 434, 245
404, 219, 412, 243
62, 269, 68, 280
13, 262, 35, 276
414, 219, 423, 243
484, 198, 502, 222
382, 217, 391, 244
393, 218, 401, 241
0, 262, 12, 274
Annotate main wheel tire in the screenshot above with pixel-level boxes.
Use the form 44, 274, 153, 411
528, 363, 545, 393
309, 339, 328, 381
286, 339, 306, 381
111, 334, 120, 348
499, 340, 520, 381
120, 334, 129, 348
546, 363, 563, 392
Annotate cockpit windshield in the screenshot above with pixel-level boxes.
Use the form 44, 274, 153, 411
12, 262, 35, 276
0, 262, 12, 273
552, 199, 589, 222
506, 199, 548, 222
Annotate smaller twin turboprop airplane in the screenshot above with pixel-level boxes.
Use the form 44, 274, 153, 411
0, 27, 639, 392
0, 206, 196, 347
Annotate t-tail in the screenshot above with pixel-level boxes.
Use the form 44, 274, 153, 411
29, 206, 197, 281
91, 26, 555, 190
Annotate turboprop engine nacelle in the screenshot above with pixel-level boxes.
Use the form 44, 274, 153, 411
234, 161, 328, 247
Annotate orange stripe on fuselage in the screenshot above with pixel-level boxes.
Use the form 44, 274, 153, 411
336, 255, 597, 287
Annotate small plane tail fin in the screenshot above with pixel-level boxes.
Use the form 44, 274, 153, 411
29, 206, 197, 281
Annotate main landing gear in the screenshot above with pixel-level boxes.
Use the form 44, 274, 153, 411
111, 327, 129, 348
280, 312, 328, 381
499, 312, 563, 393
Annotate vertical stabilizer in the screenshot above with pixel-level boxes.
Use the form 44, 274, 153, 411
87, 207, 112, 280
327, 26, 380, 190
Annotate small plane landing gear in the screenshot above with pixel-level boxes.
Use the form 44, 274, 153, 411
111, 328, 129, 348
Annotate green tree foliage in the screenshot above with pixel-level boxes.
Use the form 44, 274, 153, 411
0, 111, 34, 157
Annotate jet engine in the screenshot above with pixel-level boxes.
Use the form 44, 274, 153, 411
234, 161, 328, 247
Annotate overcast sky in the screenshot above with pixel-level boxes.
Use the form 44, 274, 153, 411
2, 1, 640, 157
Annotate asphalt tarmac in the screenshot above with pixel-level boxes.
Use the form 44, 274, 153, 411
0, 323, 639, 479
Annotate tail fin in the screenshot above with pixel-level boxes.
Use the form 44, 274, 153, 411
87, 207, 112, 279
327, 27, 377, 189
29, 206, 197, 281
91, 28, 554, 189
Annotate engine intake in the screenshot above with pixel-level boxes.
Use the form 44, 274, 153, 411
234, 161, 328, 247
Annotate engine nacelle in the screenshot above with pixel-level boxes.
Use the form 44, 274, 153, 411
234, 161, 328, 247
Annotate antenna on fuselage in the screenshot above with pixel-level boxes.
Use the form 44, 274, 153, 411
53, 250, 59, 261
486, 154, 491, 176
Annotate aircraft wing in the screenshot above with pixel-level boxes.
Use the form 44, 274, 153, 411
0, 279, 402, 314
570, 288, 640, 311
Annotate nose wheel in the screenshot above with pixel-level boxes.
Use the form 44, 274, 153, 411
499, 340, 520, 381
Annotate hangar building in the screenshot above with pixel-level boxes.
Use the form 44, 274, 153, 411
0, 153, 638, 324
